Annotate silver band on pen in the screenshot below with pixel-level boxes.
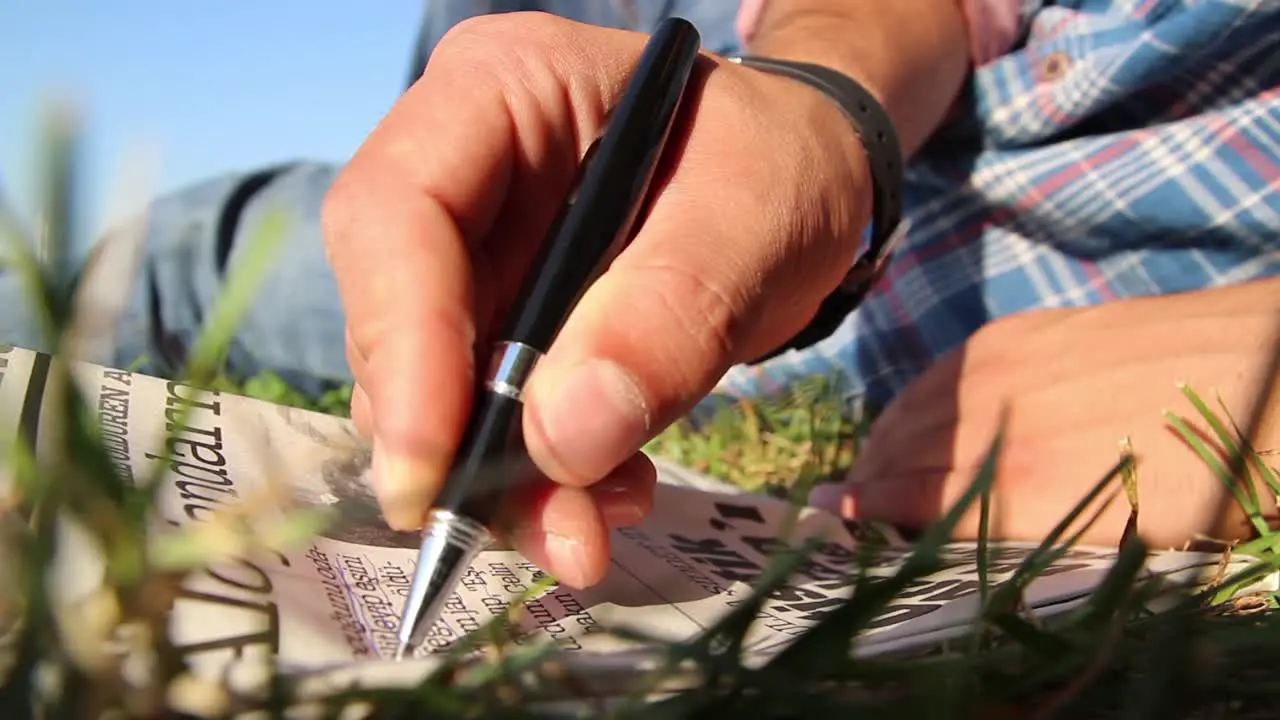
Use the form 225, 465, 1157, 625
484, 341, 543, 402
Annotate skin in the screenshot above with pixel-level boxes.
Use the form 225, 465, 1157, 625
811, 276, 1280, 549
319, 0, 1278, 589
321, 1, 968, 589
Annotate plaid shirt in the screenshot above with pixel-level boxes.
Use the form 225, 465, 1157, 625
716, 0, 1280, 410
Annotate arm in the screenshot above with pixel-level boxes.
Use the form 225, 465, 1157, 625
741, 0, 974, 158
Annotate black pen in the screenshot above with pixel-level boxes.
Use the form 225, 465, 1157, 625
395, 17, 703, 660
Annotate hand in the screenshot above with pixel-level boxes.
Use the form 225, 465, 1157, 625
811, 277, 1280, 549
321, 13, 872, 587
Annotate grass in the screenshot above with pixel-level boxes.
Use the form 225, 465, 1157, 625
4, 104, 1280, 719
644, 375, 864, 498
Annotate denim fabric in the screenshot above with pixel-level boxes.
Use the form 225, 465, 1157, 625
407, 1, 745, 89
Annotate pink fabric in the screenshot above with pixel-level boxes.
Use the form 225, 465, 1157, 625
736, 0, 768, 44
734, 0, 1025, 66
958, 0, 1024, 65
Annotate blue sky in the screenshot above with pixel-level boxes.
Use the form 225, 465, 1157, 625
1, 1, 424, 236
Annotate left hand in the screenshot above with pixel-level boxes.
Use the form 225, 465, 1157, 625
810, 277, 1280, 549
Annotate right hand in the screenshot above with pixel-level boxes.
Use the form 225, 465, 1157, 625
321, 12, 874, 588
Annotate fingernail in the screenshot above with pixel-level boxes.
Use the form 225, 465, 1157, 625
370, 437, 438, 531
510, 527, 590, 588
809, 482, 860, 518
597, 485, 646, 527
535, 359, 650, 482
808, 482, 847, 513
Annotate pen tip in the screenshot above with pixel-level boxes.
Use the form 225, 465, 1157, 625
394, 641, 409, 662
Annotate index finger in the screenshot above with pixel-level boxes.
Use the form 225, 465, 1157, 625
320, 14, 651, 530
320, 22, 519, 529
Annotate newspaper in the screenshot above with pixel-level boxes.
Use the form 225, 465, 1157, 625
0, 343, 1271, 699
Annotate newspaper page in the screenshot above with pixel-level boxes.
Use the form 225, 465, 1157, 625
0, 344, 1269, 697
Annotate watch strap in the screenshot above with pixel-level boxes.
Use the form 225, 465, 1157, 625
729, 55, 905, 299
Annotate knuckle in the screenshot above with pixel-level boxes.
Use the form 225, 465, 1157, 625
640, 262, 745, 368
432, 13, 512, 55
434, 11, 567, 75
439, 12, 517, 46
443, 10, 556, 44
433, 11, 603, 115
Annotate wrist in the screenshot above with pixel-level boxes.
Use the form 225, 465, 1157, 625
729, 55, 904, 295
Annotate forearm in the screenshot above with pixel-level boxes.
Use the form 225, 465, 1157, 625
744, 0, 971, 158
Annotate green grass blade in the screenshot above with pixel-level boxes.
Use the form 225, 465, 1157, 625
613, 538, 820, 713
987, 613, 1073, 657
1074, 534, 1150, 630
1192, 557, 1278, 608
984, 455, 1132, 615
0, 198, 59, 348
1179, 384, 1244, 466
760, 409, 1008, 678
975, 476, 992, 641
1119, 437, 1141, 547
181, 206, 289, 384
1165, 412, 1268, 537
1214, 392, 1280, 500
135, 207, 290, 518
34, 102, 80, 311
1178, 384, 1262, 509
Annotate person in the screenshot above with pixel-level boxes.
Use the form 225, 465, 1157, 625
3, 0, 1278, 589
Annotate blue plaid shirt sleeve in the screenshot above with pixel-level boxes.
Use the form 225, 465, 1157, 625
712, 0, 1280, 412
